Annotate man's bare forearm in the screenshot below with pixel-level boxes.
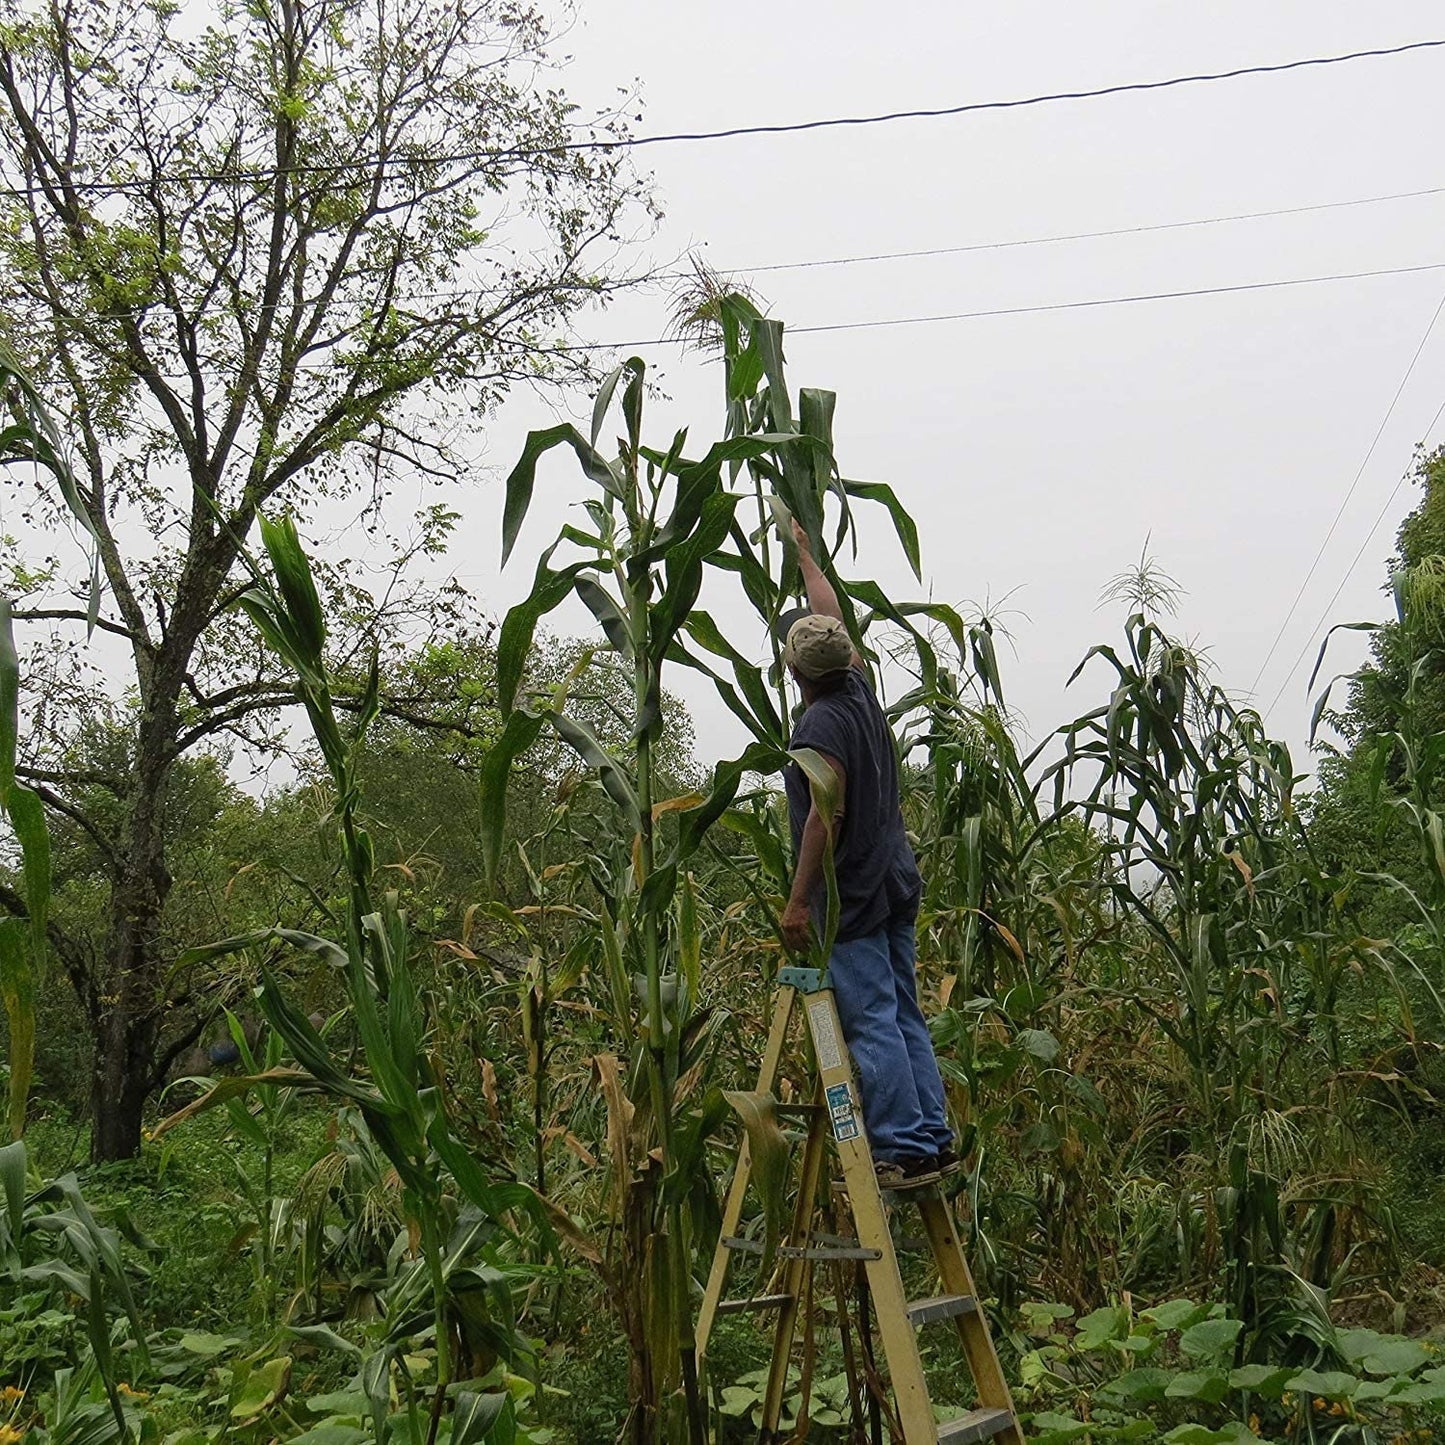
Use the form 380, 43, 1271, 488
797, 543, 844, 623
788, 804, 830, 914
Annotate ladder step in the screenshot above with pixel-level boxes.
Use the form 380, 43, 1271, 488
906, 1293, 978, 1326
721, 1234, 882, 1261
937, 1407, 1017, 1445
716, 1293, 792, 1315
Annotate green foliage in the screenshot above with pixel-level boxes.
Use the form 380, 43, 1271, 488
1014, 1294, 1444, 1444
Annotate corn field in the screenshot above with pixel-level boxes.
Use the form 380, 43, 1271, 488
3, 289, 1444, 1444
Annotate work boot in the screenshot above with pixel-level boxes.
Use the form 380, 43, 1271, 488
874, 1155, 940, 1190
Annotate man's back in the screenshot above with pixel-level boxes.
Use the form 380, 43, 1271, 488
784, 668, 921, 940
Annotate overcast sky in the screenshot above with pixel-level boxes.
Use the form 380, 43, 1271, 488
444, 1, 1445, 776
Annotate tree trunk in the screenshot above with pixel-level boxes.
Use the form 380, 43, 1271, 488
88, 687, 177, 1162
90, 1002, 161, 1161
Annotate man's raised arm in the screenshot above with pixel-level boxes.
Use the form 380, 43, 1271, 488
792, 520, 863, 669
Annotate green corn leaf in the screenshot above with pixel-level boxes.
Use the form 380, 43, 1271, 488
0, 596, 17, 795
574, 575, 631, 654
502, 424, 618, 567
650, 490, 741, 664
258, 513, 327, 666
549, 712, 641, 823
677, 872, 701, 1010
721, 1090, 789, 1272
479, 709, 547, 888
843, 479, 920, 580
0, 1136, 25, 1244
453, 1392, 511, 1445
590, 361, 629, 447
496, 543, 593, 713
151, 1069, 313, 1139
0, 919, 34, 1139
674, 741, 788, 866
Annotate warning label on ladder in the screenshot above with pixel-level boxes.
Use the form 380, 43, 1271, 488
808, 999, 844, 1071
825, 1081, 860, 1142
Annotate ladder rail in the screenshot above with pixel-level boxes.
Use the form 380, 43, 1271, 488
697, 983, 797, 1356
803, 988, 940, 1443
759, 1095, 830, 1439
916, 1195, 1025, 1445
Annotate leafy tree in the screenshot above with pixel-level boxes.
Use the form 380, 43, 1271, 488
1311, 445, 1445, 906
0, 0, 653, 1158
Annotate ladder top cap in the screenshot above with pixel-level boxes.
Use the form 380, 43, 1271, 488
777, 965, 825, 993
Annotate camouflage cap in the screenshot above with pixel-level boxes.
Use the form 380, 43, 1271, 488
782, 613, 854, 679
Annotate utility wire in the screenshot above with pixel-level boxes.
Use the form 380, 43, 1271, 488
2, 37, 1441, 197
1266, 385, 1445, 715
606, 38, 1445, 149
1250, 285, 1445, 694
569, 259, 1445, 352
711, 185, 1445, 277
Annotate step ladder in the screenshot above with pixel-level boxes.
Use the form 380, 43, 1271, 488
697, 967, 1024, 1445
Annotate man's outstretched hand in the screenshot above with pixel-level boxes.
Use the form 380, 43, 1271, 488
779, 899, 813, 954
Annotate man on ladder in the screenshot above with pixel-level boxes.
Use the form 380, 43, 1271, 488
778, 521, 957, 1190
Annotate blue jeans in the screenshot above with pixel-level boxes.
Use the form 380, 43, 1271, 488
828, 913, 953, 1163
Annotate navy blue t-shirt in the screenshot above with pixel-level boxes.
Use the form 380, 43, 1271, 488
785, 667, 922, 941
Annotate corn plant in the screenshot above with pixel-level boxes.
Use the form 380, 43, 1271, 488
165, 514, 535, 1445
1046, 609, 1408, 1339
0, 337, 93, 1138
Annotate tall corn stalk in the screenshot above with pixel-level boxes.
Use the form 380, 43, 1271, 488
482, 302, 935, 1440
166, 515, 537, 1444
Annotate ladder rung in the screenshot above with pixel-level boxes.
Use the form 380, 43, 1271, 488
720, 1235, 882, 1261
716, 1293, 792, 1315
907, 1293, 978, 1326
937, 1407, 1016, 1445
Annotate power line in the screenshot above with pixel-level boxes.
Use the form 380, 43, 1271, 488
1250, 285, 1445, 695
3, 38, 1442, 198
572, 259, 1445, 352
711, 185, 1445, 277
616, 38, 1445, 151
1267, 384, 1445, 715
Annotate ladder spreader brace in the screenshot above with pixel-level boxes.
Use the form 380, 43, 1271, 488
698, 971, 1025, 1445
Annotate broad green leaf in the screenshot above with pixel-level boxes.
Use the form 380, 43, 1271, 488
453, 1390, 512, 1445
0, 919, 36, 1139
1165, 1369, 1229, 1404
178, 1331, 244, 1358
258, 512, 326, 666
1385, 1377, 1445, 1405
1140, 1298, 1205, 1332
1228, 1363, 1293, 1396
1178, 1316, 1243, 1363
721, 1091, 789, 1272
305, 1390, 369, 1414
573, 575, 631, 654
284, 1426, 367, 1445
1357, 1336, 1430, 1377
1076, 1304, 1128, 1350
1016, 1028, 1060, 1063
495, 542, 592, 713
230, 1355, 293, 1420
1028, 1413, 1088, 1444
1101, 1368, 1174, 1403
549, 712, 641, 822
1284, 1368, 1357, 1400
